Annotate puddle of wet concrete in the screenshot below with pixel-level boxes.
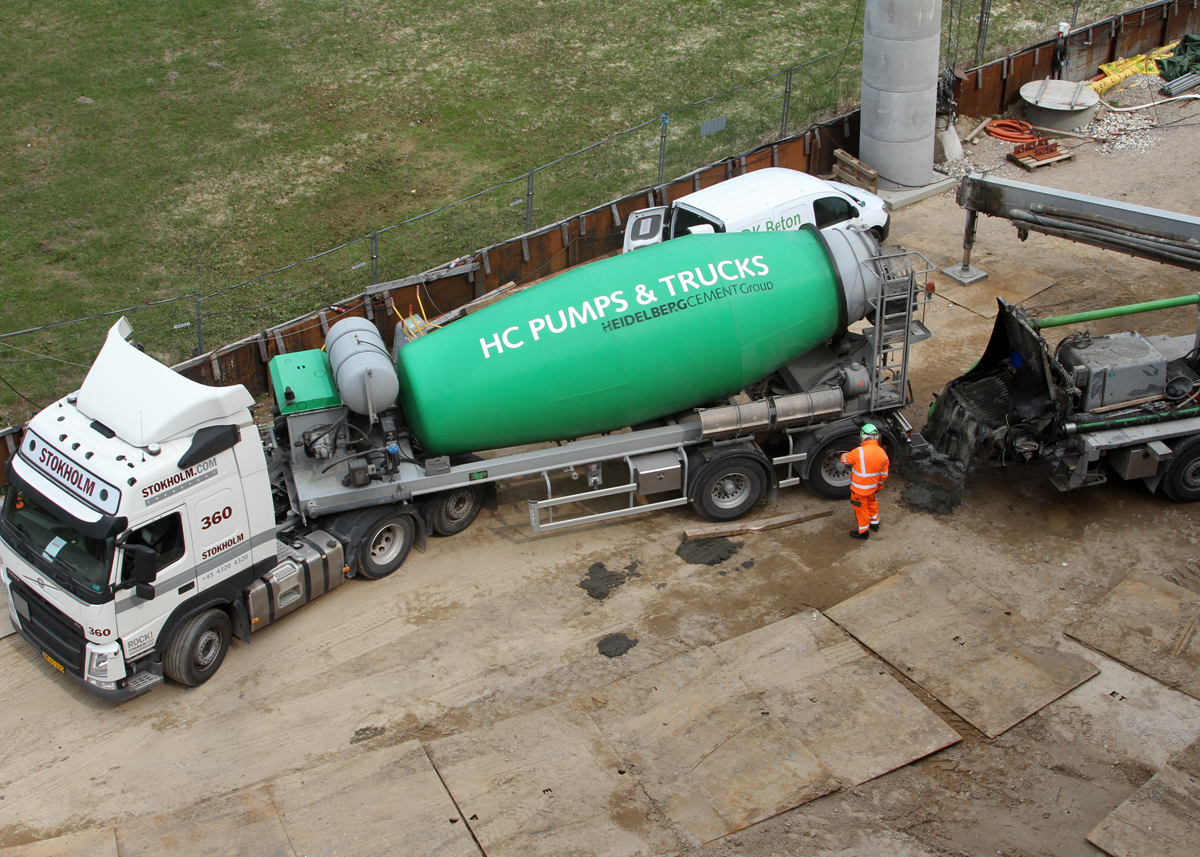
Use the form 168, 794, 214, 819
578, 561, 642, 600
598, 633, 638, 658
902, 481, 962, 515
676, 537, 741, 566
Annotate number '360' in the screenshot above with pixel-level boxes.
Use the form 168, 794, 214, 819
202, 506, 233, 530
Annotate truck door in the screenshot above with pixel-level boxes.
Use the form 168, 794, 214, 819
113, 508, 192, 658
623, 207, 669, 252
191, 484, 253, 590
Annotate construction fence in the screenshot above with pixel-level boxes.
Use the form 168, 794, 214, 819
0, 1, 1186, 431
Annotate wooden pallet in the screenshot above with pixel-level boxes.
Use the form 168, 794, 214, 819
1007, 150, 1074, 170
833, 149, 879, 192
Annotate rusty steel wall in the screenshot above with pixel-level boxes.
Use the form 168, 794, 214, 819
956, 0, 1200, 118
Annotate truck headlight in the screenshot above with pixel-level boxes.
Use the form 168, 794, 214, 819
87, 651, 109, 679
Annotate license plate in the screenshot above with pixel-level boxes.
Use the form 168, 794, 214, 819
43, 651, 65, 674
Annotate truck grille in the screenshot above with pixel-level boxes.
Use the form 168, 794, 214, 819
7, 573, 88, 676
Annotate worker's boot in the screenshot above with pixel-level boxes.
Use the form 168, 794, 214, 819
870, 522, 880, 532
849, 529, 869, 540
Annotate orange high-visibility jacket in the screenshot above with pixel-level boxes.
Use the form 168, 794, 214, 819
841, 439, 889, 494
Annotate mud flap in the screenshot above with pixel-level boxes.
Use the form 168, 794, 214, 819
325, 504, 426, 576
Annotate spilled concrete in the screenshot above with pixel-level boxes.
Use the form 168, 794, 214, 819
676, 537, 741, 567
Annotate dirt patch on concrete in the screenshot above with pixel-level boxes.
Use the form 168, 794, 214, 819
676, 537, 741, 566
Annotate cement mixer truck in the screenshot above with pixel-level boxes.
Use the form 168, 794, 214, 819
2, 227, 932, 699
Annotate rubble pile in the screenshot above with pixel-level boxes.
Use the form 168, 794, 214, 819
1090, 109, 1159, 154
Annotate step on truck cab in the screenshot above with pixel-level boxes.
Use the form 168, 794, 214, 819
1, 319, 295, 699
623, 167, 891, 253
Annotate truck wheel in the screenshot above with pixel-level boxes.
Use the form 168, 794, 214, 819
431, 486, 483, 536
691, 458, 767, 522
358, 513, 415, 579
164, 609, 231, 687
1164, 445, 1200, 502
805, 435, 858, 500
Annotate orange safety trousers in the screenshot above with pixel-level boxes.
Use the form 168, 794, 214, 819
850, 490, 879, 534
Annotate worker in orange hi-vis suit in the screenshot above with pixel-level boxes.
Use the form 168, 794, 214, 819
840, 423, 889, 540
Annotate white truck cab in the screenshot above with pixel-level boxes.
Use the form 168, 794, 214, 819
623, 167, 890, 253
1, 318, 280, 698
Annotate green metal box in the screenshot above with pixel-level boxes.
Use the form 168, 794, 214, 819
269, 349, 341, 414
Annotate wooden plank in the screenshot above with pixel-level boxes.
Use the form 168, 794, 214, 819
1067, 569, 1200, 701
682, 509, 832, 540
1007, 150, 1074, 170
826, 559, 1099, 738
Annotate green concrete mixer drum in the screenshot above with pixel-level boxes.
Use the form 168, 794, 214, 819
396, 228, 867, 455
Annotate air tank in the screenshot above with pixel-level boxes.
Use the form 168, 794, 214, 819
325, 316, 399, 415
396, 228, 880, 455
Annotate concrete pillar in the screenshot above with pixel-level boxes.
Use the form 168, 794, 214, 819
860, 0, 942, 189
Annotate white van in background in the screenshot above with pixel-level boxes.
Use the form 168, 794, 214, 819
623, 167, 891, 253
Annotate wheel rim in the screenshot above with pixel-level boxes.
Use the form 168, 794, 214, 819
1182, 458, 1200, 490
195, 628, 222, 668
442, 488, 476, 524
820, 449, 852, 488
370, 523, 404, 565
710, 472, 751, 510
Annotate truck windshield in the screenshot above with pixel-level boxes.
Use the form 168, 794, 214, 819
0, 487, 112, 599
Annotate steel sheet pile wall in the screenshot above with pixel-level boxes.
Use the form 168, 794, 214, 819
955, 1, 1200, 118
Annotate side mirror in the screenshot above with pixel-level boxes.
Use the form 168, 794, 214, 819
125, 544, 158, 600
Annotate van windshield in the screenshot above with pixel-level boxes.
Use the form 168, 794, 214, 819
671, 207, 722, 239
0, 487, 113, 599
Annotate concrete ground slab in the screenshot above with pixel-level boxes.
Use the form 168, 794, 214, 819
876, 177, 958, 210
269, 740, 480, 857
711, 610, 962, 785
826, 558, 1099, 738
425, 705, 685, 857
114, 787, 293, 857
585, 646, 838, 844
0, 830, 116, 857
1087, 737, 1200, 857
1067, 569, 1200, 702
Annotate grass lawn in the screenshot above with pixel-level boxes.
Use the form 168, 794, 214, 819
0, 0, 1133, 417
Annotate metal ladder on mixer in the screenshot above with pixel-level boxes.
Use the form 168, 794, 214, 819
864, 248, 934, 412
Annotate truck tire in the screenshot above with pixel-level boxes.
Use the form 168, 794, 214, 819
358, 513, 415, 578
805, 434, 858, 500
1163, 444, 1200, 502
163, 608, 231, 687
691, 457, 767, 522
431, 485, 483, 536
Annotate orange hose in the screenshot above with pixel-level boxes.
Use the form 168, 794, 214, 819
985, 119, 1041, 142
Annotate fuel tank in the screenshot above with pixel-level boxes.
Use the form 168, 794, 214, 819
396, 227, 882, 455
